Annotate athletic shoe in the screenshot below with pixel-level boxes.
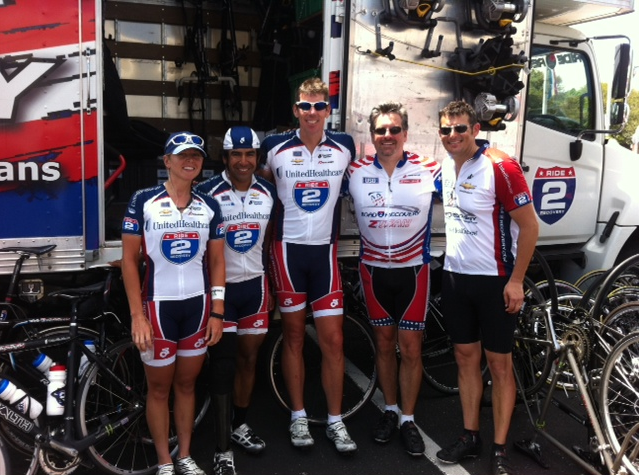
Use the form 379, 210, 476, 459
289, 417, 314, 448
231, 423, 266, 454
436, 433, 483, 463
326, 421, 357, 453
175, 456, 205, 475
157, 464, 175, 475
213, 451, 236, 475
400, 421, 425, 456
373, 410, 398, 443
491, 450, 514, 475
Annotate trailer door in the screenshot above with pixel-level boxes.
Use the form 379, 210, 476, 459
0, 0, 99, 273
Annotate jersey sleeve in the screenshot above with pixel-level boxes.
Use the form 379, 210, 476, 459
201, 194, 226, 240
493, 155, 533, 212
121, 189, 145, 236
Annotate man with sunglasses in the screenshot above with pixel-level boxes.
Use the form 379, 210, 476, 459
346, 102, 441, 457
259, 78, 357, 453
195, 126, 276, 475
435, 101, 538, 475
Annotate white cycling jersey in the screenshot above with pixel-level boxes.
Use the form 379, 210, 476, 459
195, 171, 276, 283
261, 129, 355, 245
442, 144, 533, 277
348, 152, 442, 267
122, 185, 225, 300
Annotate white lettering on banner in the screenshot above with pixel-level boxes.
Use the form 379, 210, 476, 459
0, 161, 61, 182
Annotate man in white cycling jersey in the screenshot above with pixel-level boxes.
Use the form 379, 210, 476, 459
259, 77, 357, 453
195, 126, 276, 475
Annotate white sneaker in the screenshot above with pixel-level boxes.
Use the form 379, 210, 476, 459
175, 456, 205, 475
213, 450, 236, 475
326, 421, 357, 453
289, 417, 314, 448
157, 463, 175, 475
231, 423, 266, 454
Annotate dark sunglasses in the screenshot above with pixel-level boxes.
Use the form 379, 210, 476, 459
373, 126, 403, 136
295, 101, 329, 111
439, 125, 469, 136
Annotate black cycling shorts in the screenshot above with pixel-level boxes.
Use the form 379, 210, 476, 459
441, 271, 516, 354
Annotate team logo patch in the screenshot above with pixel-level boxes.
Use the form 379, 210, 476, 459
293, 181, 329, 213
226, 222, 260, 254
363, 177, 378, 184
368, 192, 385, 207
161, 232, 200, 265
532, 167, 576, 225
123, 217, 139, 232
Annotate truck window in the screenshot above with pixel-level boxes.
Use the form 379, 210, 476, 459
527, 46, 595, 136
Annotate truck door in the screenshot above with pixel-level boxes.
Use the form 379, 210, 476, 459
524, 39, 603, 247
0, 0, 99, 273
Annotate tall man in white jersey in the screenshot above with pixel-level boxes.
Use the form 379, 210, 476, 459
259, 78, 357, 453
435, 100, 539, 475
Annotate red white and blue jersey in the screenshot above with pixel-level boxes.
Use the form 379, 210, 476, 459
442, 143, 533, 277
122, 185, 225, 300
347, 152, 442, 268
261, 129, 355, 244
195, 172, 276, 283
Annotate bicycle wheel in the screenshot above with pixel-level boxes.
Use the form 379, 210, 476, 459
77, 339, 210, 475
598, 332, 639, 475
512, 277, 555, 397
421, 294, 459, 394
267, 312, 377, 425
574, 269, 607, 294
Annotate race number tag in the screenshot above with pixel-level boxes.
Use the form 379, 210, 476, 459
293, 181, 329, 213
532, 167, 576, 225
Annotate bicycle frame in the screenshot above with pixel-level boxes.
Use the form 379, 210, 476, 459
516, 313, 638, 474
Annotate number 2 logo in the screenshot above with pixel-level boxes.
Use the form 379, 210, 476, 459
532, 167, 576, 225
293, 181, 330, 213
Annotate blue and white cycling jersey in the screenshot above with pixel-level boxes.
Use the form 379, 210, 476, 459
122, 184, 225, 300
195, 171, 276, 283
261, 129, 355, 245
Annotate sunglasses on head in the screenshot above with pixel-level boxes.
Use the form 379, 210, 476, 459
439, 125, 469, 136
295, 101, 329, 111
373, 126, 403, 136
169, 133, 205, 146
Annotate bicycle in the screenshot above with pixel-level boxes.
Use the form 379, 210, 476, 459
0, 282, 150, 475
513, 255, 639, 475
0, 246, 210, 475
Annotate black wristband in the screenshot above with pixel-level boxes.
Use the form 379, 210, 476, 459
209, 312, 224, 320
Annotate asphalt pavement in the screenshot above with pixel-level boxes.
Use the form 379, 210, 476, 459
9, 339, 594, 475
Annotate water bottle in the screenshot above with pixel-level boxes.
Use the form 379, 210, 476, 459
78, 340, 96, 377
140, 339, 154, 363
32, 353, 54, 376
46, 365, 66, 416
0, 378, 43, 419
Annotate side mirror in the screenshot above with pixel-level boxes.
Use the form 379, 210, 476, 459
610, 42, 632, 127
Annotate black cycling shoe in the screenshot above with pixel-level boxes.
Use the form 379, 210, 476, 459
400, 421, 425, 457
491, 450, 515, 475
436, 433, 482, 464
372, 411, 398, 444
